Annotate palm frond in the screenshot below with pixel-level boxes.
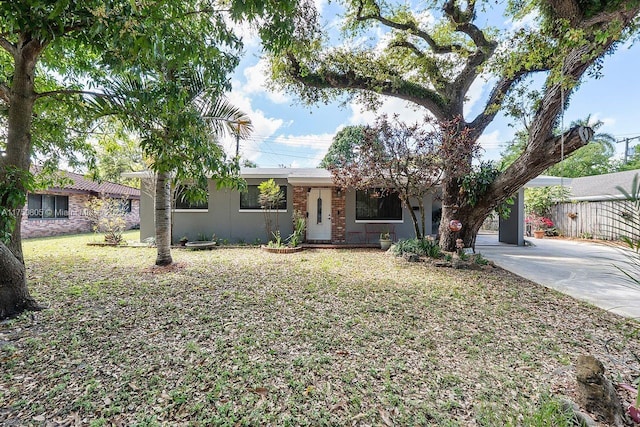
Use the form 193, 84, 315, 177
197, 95, 253, 139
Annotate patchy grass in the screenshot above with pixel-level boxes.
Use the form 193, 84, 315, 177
1, 232, 639, 425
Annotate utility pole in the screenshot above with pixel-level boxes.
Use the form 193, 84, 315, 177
624, 138, 629, 164
618, 136, 640, 164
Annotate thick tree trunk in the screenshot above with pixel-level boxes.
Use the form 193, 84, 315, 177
0, 35, 44, 319
0, 243, 39, 318
437, 40, 606, 252
438, 199, 491, 252
155, 171, 173, 266
437, 126, 591, 252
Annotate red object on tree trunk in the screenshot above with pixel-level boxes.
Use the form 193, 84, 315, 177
449, 220, 462, 232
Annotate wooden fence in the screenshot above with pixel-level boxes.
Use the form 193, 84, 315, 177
552, 200, 638, 240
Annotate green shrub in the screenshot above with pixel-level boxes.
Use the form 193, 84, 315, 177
287, 210, 306, 247
393, 237, 441, 259
473, 254, 489, 266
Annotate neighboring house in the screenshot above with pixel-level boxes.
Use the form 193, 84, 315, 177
552, 169, 639, 239
135, 168, 441, 244
21, 170, 140, 238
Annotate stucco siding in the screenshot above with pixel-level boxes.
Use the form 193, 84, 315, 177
139, 174, 439, 244
170, 178, 294, 244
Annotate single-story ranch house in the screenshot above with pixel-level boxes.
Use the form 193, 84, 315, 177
22, 170, 140, 239
136, 168, 441, 244
133, 168, 564, 246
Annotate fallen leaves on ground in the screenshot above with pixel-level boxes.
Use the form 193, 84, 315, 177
1, 232, 639, 426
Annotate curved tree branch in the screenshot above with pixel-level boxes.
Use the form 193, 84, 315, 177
455, 22, 495, 50
0, 36, 16, 56
482, 0, 640, 209
582, 6, 640, 28
355, 0, 467, 54
467, 68, 546, 139
285, 53, 449, 119
388, 40, 448, 89
490, 126, 591, 201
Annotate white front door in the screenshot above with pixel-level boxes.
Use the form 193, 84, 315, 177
307, 188, 332, 241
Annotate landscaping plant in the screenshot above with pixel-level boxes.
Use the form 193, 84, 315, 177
258, 179, 285, 242
287, 210, 306, 247
84, 197, 128, 245
392, 237, 441, 259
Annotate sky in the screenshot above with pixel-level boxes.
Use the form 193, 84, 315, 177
218, 1, 640, 169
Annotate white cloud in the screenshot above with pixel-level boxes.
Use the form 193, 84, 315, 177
589, 113, 616, 129
348, 97, 428, 126
241, 58, 290, 104
477, 130, 508, 161
477, 130, 503, 150
273, 132, 335, 150
464, 75, 493, 117
314, 0, 327, 14
505, 11, 538, 32
220, 91, 285, 160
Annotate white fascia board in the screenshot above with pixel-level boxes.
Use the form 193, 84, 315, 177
568, 194, 627, 202
287, 177, 335, 186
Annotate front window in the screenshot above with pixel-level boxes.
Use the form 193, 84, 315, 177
174, 185, 208, 210
27, 194, 69, 219
119, 199, 132, 213
240, 185, 287, 210
356, 189, 402, 221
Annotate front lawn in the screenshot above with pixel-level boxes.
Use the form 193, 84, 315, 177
1, 232, 638, 426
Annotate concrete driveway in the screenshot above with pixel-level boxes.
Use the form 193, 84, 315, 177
476, 233, 640, 319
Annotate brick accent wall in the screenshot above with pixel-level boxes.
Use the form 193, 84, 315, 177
292, 185, 346, 243
332, 188, 346, 243
20, 193, 140, 239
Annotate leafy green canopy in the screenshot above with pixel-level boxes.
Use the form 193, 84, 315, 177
319, 126, 367, 169
268, 0, 640, 251
0, 0, 316, 168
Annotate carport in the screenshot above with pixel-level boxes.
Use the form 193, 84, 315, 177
497, 175, 570, 246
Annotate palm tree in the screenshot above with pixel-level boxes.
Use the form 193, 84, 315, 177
90, 70, 253, 266
547, 115, 616, 177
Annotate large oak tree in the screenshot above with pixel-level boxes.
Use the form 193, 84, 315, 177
0, 0, 315, 319
272, 0, 640, 250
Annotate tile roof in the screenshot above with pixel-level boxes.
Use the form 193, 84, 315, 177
35, 169, 140, 199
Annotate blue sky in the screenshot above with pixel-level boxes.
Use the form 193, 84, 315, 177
221, 1, 640, 168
